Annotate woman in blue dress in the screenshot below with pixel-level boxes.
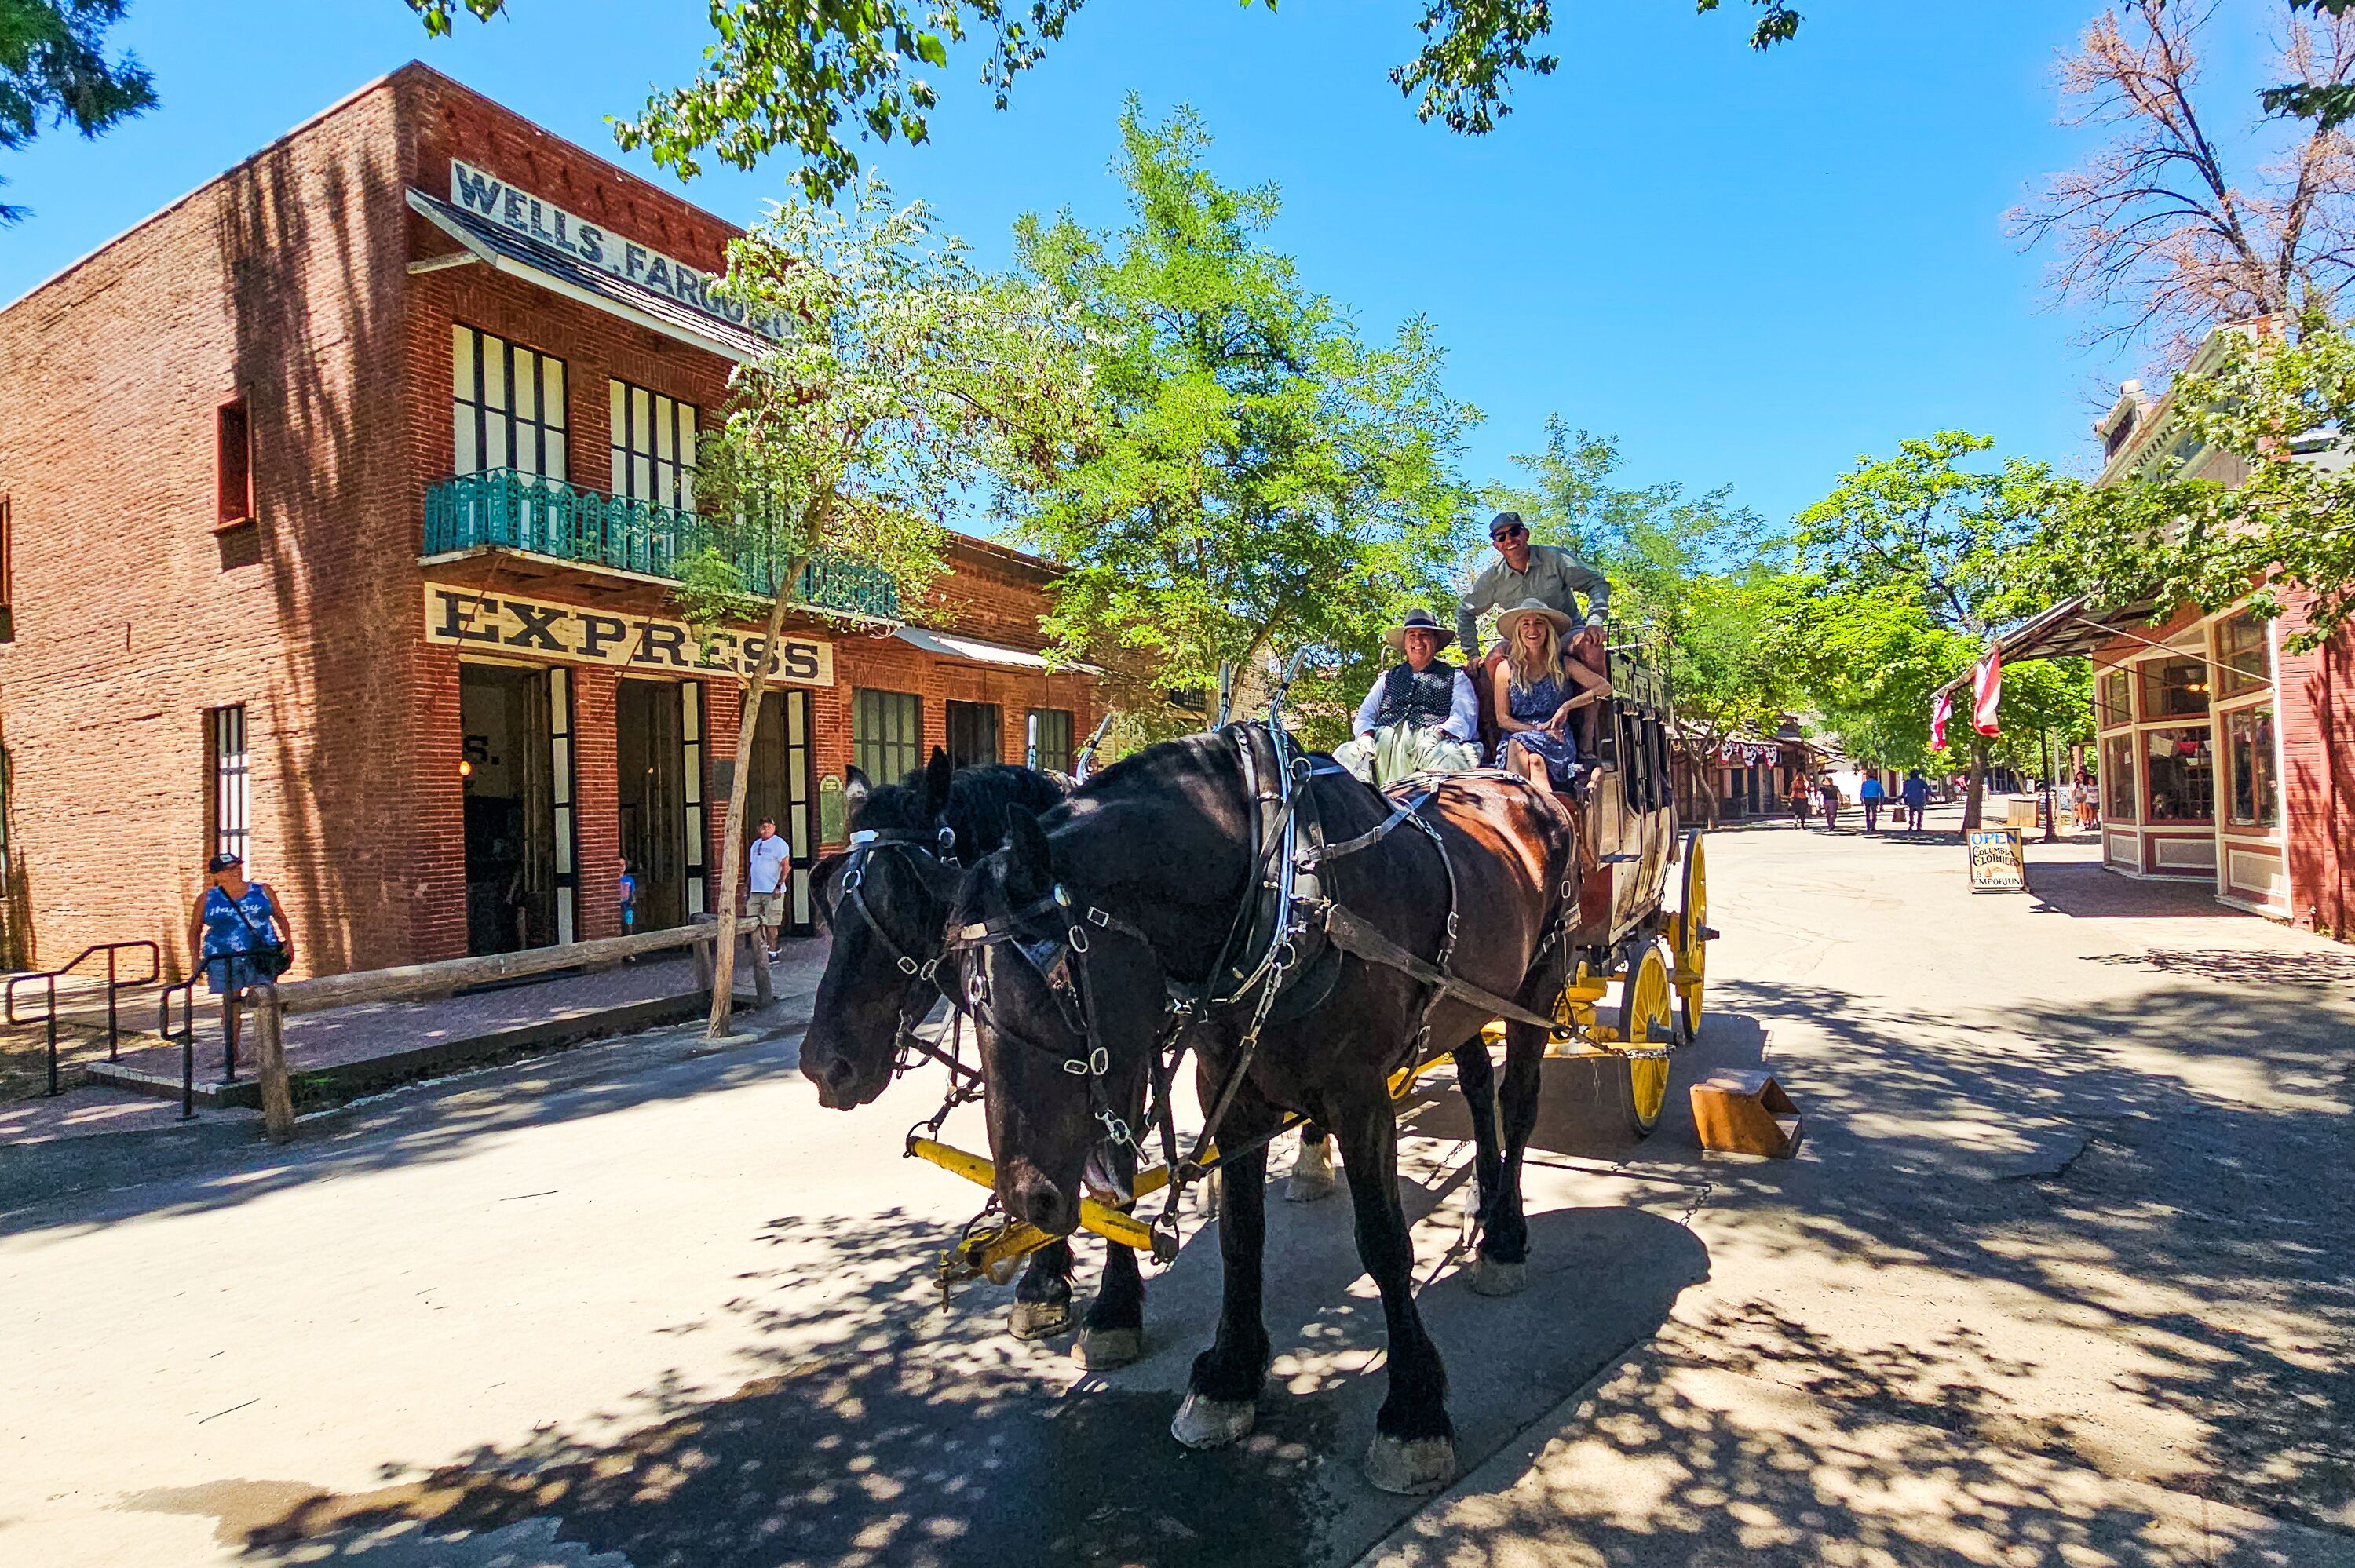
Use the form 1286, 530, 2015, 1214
1488, 598, 1612, 789
185, 852, 292, 1068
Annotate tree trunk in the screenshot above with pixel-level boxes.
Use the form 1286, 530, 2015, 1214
706, 564, 809, 1039
1962, 737, 1988, 830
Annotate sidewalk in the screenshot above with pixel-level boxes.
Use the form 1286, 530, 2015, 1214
2, 938, 829, 1143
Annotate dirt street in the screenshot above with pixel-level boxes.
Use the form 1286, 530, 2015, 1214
3, 809, 2350, 1567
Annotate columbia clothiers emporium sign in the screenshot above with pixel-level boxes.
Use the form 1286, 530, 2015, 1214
449, 160, 787, 341
425, 587, 834, 686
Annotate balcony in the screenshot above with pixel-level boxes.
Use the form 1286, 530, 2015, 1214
423, 469, 900, 622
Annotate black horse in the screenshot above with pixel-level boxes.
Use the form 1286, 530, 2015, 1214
797, 749, 1148, 1360
947, 730, 1578, 1493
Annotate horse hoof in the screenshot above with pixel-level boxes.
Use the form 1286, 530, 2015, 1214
1286, 1138, 1337, 1202
1467, 1256, 1528, 1297
1364, 1432, 1458, 1496
1170, 1391, 1256, 1449
1285, 1169, 1337, 1203
1073, 1326, 1144, 1369
1008, 1298, 1074, 1340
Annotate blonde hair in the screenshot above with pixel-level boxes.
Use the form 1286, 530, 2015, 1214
1506, 616, 1563, 695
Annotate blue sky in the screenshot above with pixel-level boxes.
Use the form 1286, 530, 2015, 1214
0, 2, 2306, 525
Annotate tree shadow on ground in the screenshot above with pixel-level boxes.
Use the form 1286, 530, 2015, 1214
1689, 974, 2355, 1534
2025, 861, 2247, 921
130, 1158, 1706, 1568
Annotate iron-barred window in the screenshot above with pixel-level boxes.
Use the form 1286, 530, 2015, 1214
207, 706, 250, 864
454, 326, 568, 480
1028, 708, 1074, 773
853, 689, 922, 783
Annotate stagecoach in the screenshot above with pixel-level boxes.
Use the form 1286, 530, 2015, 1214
1502, 639, 1709, 1138
902, 633, 1712, 1289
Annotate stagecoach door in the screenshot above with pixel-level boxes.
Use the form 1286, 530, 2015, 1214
616, 678, 688, 931
460, 662, 558, 955
745, 688, 820, 936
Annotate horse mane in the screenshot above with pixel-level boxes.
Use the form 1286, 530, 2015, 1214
848, 762, 1072, 855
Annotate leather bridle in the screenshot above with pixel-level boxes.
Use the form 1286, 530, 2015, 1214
828, 824, 970, 1077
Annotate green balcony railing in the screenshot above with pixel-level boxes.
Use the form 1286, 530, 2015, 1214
423, 468, 900, 621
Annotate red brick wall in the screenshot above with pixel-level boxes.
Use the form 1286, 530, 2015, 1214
2277, 589, 2353, 938
0, 75, 422, 977
0, 64, 1098, 977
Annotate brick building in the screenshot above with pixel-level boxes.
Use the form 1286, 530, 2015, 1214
0, 63, 1101, 975
1992, 326, 2355, 935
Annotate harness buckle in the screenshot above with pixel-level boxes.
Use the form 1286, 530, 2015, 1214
1089, 1045, 1109, 1075
896, 954, 921, 976
1067, 923, 1090, 954
842, 865, 864, 892
1087, 906, 1112, 928
1062, 1056, 1090, 1076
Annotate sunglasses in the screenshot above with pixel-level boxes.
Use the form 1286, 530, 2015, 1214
1491, 524, 1528, 541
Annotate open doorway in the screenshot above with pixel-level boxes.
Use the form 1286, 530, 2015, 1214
616, 678, 688, 931
460, 663, 557, 955
746, 688, 820, 935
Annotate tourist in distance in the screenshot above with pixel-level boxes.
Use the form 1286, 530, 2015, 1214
1902, 769, 1930, 831
1488, 599, 1612, 790
1860, 771, 1886, 833
186, 852, 292, 1070
1334, 608, 1482, 787
746, 816, 791, 961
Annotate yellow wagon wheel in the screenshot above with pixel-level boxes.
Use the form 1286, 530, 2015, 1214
1615, 939, 1675, 1138
1671, 830, 1707, 1046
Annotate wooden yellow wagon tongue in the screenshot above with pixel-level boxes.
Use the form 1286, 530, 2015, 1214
910, 1136, 1163, 1267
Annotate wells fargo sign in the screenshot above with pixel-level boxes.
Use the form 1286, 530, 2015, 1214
1966, 827, 2028, 893
425, 586, 833, 686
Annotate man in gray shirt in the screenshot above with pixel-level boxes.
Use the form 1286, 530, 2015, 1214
1455, 511, 1611, 656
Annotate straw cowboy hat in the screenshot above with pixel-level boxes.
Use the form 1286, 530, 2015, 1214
1382, 607, 1457, 653
1495, 597, 1575, 643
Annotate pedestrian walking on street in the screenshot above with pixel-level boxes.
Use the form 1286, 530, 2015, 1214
1819, 775, 1842, 831
746, 816, 792, 960
186, 852, 292, 1071
1789, 772, 1813, 828
1860, 771, 1885, 833
618, 860, 638, 933
1902, 769, 1930, 832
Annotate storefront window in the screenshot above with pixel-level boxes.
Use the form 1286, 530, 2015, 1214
2214, 611, 2269, 700
2224, 704, 2279, 829
2140, 654, 2210, 719
2098, 667, 2134, 728
2102, 732, 2136, 820
2143, 727, 2215, 824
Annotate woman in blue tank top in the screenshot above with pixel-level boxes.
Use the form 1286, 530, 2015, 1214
186, 852, 292, 1069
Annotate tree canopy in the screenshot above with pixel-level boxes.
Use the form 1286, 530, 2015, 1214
1786, 432, 2084, 802
1002, 103, 1479, 746
411, 0, 1806, 201
2029, 320, 2355, 650
0, 0, 155, 224
681, 177, 1094, 1031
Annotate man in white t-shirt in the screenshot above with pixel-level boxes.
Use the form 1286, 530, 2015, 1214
746, 817, 792, 959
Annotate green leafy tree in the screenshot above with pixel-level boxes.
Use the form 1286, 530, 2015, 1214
1001, 103, 1480, 748
681, 178, 1094, 1034
1788, 432, 2055, 826
1, 0, 155, 224
411, 0, 1805, 201
2031, 322, 2355, 650
1485, 418, 1795, 822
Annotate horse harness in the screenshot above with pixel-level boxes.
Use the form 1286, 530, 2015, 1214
940, 719, 1582, 1260
831, 824, 983, 1093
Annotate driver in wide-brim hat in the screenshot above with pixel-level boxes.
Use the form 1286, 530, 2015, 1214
1336, 607, 1483, 787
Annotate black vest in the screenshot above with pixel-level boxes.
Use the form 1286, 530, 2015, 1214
1375, 659, 1459, 730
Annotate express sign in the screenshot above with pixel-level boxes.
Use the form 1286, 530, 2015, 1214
425, 587, 832, 686
448, 160, 785, 342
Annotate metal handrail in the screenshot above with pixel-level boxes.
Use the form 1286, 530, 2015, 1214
422, 469, 902, 618
6, 940, 162, 1096
158, 975, 199, 1120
